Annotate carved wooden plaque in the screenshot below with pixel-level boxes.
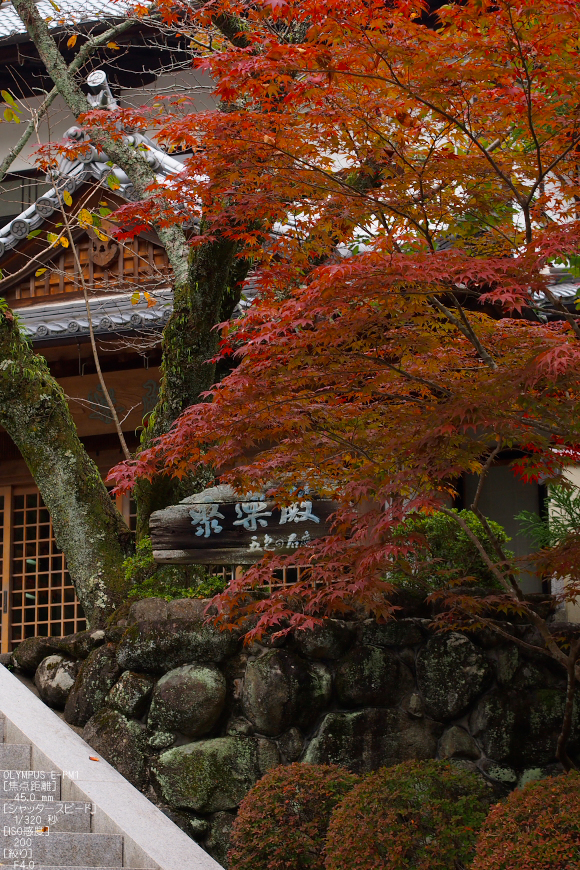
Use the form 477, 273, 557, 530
150, 495, 336, 565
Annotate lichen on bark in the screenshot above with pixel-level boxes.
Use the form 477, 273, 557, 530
0, 307, 132, 625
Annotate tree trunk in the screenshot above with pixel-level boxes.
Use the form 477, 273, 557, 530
134, 237, 243, 538
0, 309, 133, 626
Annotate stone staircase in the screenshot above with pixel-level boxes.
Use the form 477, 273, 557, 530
0, 714, 126, 869
0, 665, 222, 870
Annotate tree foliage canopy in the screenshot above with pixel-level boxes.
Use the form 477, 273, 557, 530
110, 0, 580, 637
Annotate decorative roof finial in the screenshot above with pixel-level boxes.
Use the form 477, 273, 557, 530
86, 70, 118, 111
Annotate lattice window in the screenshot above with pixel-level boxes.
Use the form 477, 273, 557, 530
10, 490, 86, 645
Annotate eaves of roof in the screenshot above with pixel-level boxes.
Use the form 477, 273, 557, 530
17, 287, 173, 343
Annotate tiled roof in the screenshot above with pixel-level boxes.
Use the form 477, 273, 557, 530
0, 0, 131, 40
18, 287, 173, 342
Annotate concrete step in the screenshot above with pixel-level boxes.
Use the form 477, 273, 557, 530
0, 799, 93, 832
0, 831, 123, 866
0, 770, 61, 801
0, 743, 30, 769
28, 867, 141, 870
0, 716, 4, 743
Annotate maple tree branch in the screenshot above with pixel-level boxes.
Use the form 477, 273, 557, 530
506, 5, 543, 182
429, 295, 498, 370
541, 285, 580, 340
471, 440, 502, 514
350, 352, 453, 399
349, 42, 525, 208
440, 506, 567, 665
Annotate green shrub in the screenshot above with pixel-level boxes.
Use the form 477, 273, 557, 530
324, 760, 492, 870
472, 773, 580, 870
228, 763, 359, 870
392, 509, 511, 591
124, 537, 227, 600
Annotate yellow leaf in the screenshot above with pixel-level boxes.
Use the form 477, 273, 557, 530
35, 268, 47, 277
47, 232, 57, 244
94, 229, 108, 242
130, 291, 140, 304
107, 42, 120, 50
63, 190, 72, 206
67, 34, 77, 49
144, 292, 157, 308
1, 90, 17, 108
78, 208, 93, 226
60, 236, 69, 248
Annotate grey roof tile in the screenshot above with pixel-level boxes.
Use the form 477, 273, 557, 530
18, 287, 173, 341
0, 0, 131, 40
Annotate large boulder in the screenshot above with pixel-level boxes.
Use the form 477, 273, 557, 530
64, 644, 122, 727
335, 646, 413, 707
12, 637, 61, 674
292, 620, 353, 660
105, 671, 154, 719
151, 736, 279, 813
303, 708, 443, 773
83, 709, 147, 790
148, 664, 226, 737
116, 619, 239, 673
242, 650, 331, 736
416, 633, 492, 720
34, 655, 80, 709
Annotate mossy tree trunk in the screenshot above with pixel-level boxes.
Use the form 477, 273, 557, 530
0, 308, 133, 626
134, 237, 245, 539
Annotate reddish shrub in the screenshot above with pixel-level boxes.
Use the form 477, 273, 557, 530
472, 773, 580, 870
324, 760, 492, 870
228, 763, 359, 870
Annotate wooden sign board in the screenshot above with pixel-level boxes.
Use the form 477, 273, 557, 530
150, 495, 336, 565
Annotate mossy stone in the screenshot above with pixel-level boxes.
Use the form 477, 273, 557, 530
303, 708, 443, 773
105, 671, 154, 719
151, 736, 279, 812
416, 633, 492, 720
359, 619, 424, 647
83, 708, 147, 790
439, 726, 480, 760
205, 811, 236, 868
64, 644, 122, 727
292, 620, 353, 659
56, 628, 106, 660
242, 650, 331, 737
470, 687, 580, 767
148, 664, 226, 737
335, 645, 413, 707
12, 637, 62, 674
34, 654, 80, 710
116, 619, 239, 674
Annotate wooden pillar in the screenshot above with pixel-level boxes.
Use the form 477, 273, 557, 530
0, 486, 13, 653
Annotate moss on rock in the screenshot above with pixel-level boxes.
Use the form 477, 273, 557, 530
151, 736, 279, 813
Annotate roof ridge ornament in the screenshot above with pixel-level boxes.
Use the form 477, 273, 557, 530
86, 70, 118, 111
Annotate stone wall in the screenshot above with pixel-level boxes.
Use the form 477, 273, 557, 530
11, 597, 578, 866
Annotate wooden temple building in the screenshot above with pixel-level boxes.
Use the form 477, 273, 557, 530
0, 0, 200, 650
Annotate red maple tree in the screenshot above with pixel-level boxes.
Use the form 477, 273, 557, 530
110, 0, 580, 762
